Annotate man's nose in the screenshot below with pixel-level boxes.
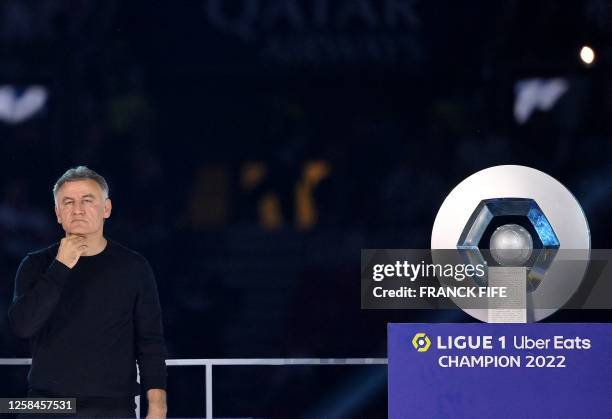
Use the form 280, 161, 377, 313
73, 202, 85, 214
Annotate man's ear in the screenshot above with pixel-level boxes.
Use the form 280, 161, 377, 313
54, 205, 61, 224
103, 198, 112, 219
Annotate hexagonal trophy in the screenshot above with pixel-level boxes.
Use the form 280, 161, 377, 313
431, 165, 590, 323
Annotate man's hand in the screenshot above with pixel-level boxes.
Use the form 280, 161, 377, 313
55, 235, 88, 269
146, 389, 167, 419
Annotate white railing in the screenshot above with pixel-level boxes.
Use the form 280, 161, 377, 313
0, 358, 388, 419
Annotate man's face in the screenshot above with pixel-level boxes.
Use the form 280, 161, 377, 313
54, 179, 112, 236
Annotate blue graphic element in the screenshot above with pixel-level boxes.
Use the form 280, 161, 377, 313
455, 198, 559, 292
457, 198, 560, 250
527, 207, 560, 247
389, 323, 612, 419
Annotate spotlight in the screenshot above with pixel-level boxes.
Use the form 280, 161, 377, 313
579, 45, 595, 65
0, 85, 48, 124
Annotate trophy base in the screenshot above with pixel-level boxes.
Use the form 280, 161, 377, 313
487, 266, 527, 323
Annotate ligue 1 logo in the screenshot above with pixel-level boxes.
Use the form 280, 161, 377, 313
411, 333, 431, 352
431, 165, 590, 323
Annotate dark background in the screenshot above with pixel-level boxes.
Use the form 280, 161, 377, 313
0, 1, 611, 417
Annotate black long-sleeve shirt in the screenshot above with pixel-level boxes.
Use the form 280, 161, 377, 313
8, 239, 167, 398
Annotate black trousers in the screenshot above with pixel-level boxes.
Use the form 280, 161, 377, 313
17, 390, 136, 419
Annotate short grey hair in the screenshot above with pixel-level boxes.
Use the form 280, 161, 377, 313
53, 166, 110, 203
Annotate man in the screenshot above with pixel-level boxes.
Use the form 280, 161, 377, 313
8, 166, 167, 418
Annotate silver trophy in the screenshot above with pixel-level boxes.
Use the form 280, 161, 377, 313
431, 165, 590, 323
